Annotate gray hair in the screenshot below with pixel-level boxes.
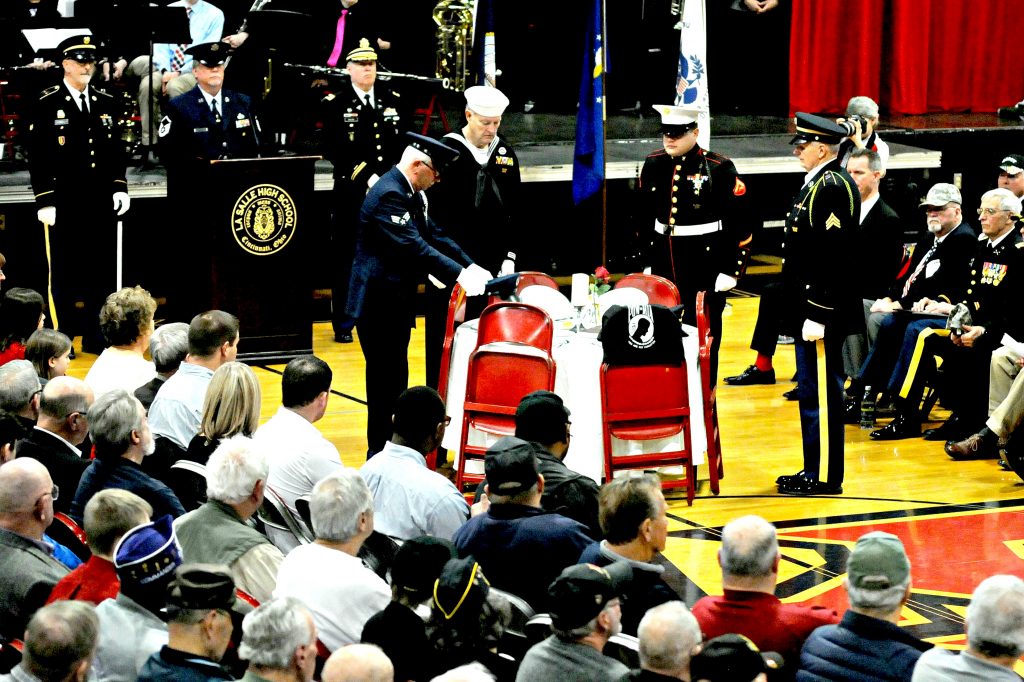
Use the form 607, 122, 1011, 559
322, 644, 394, 682
845, 579, 910, 613
205, 435, 269, 505
981, 187, 1023, 215
149, 322, 190, 374
89, 390, 145, 460
399, 145, 431, 169
0, 359, 40, 412
22, 601, 99, 680
638, 601, 701, 673
966, 574, 1024, 659
552, 601, 616, 640
720, 515, 779, 578
239, 597, 314, 669
848, 148, 883, 173
310, 468, 373, 542
38, 376, 90, 421
847, 95, 880, 120
430, 663, 496, 682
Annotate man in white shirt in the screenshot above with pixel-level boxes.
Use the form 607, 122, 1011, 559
360, 386, 468, 541
255, 355, 344, 552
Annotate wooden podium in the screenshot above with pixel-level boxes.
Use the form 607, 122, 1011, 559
200, 156, 320, 364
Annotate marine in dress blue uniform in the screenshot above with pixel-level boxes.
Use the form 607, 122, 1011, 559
776, 113, 861, 496
346, 133, 492, 456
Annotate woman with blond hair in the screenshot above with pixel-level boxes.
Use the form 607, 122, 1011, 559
84, 286, 157, 399
166, 361, 262, 510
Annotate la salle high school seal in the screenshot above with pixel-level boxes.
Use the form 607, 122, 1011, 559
232, 184, 297, 256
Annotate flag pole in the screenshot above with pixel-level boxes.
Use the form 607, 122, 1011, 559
600, 0, 608, 266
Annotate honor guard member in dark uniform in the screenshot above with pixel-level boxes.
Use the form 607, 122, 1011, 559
158, 42, 261, 174
28, 35, 129, 352
347, 133, 493, 457
424, 85, 520, 388
775, 113, 861, 496
638, 104, 749, 384
323, 37, 406, 344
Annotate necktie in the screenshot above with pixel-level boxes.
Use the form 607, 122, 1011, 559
326, 8, 348, 67
170, 7, 193, 71
364, 93, 372, 109
211, 99, 221, 124
902, 240, 939, 298
79, 93, 88, 114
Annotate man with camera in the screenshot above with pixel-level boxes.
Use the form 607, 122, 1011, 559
838, 96, 889, 169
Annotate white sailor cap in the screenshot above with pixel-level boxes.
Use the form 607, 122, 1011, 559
465, 86, 510, 117
652, 104, 701, 134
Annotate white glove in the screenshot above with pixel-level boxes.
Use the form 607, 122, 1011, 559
367, 173, 380, 189
654, 220, 669, 235
801, 319, 825, 342
113, 192, 131, 216
499, 258, 516, 276
37, 206, 56, 226
456, 263, 493, 296
714, 273, 738, 292
642, 266, 652, 275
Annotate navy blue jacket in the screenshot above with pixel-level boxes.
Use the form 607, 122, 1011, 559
137, 646, 234, 682
345, 166, 473, 325
452, 503, 593, 611
160, 86, 260, 166
69, 457, 185, 524
797, 610, 932, 682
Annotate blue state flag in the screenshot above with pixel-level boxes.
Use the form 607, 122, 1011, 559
572, 0, 604, 205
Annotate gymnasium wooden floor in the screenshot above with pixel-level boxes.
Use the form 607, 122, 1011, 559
67, 295, 1024, 653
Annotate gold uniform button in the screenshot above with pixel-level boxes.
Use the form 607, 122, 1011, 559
90, 151, 95, 156
669, 218, 675, 225
673, 174, 680, 181
671, 207, 677, 214
88, 138, 93, 143
671, 197, 677, 204
90, 163, 96, 168
375, 134, 380, 139
377, 156, 383, 161
706, 247, 711, 252
971, 270, 976, 275
671, 185, 678, 192
675, 165, 681, 172
967, 288, 973, 294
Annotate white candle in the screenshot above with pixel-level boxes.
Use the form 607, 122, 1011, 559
570, 273, 590, 306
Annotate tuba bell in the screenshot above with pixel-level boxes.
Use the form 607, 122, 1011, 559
433, 0, 474, 92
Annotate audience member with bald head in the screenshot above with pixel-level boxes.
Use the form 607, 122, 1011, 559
691, 515, 838, 679
0, 358, 42, 431
322, 643, 394, 682
0, 457, 68, 640
623, 601, 702, 681
15, 375, 93, 514
3, 600, 99, 682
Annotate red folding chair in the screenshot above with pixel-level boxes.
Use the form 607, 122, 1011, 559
600, 362, 696, 505
50, 512, 91, 562
457, 302, 556, 490
515, 271, 560, 296
437, 284, 468, 403
614, 273, 681, 307
695, 291, 723, 494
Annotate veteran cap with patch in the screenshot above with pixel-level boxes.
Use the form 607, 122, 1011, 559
185, 42, 230, 67
433, 557, 490, 621
999, 154, 1024, 176
113, 514, 183, 590
791, 112, 848, 145
652, 104, 700, 136
57, 35, 97, 63
465, 86, 509, 117
405, 132, 460, 172
919, 182, 962, 207
690, 634, 784, 682
547, 562, 632, 630
347, 37, 378, 63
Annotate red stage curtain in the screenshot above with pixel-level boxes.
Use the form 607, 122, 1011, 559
791, 0, 1024, 115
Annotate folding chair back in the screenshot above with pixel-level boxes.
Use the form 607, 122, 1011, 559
695, 291, 723, 493
614, 273, 681, 307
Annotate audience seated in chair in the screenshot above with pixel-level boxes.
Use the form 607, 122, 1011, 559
578, 475, 679, 636
237, 597, 320, 682
174, 435, 284, 604
321, 643, 394, 682
15, 376, 93, 515
0, 458, 69, 641
2, 600, 99, 682
797, 531, 931, 682
0, 359, 42, 432
83, 287, 157, 402
691, 515, 838, 679
910, 574, 1024, 681
92, 515, 183, 682
134, 323, 189, 411
453, 436, 593, 611
0, 410, 28, 465
172, 361, 262, 511
274, 469, 390, 652
360, 386, 468, 541
516, 563, 632, 682
426, 558, 513, 682
68, 390, 185, 525
255, 355, 344, 553
136, 564, 239, 682
362, 536, 457, 682
621, 601, 702, 682
25, 328, 73, 385
599, 304, 685, 367
0, 288, 45, 368
48, 489, 152, 605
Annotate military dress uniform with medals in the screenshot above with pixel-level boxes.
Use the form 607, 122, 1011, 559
639, 105, 748, 384
27, 36, 128, 347
776, 114, 861, 496
322, 39, 406, 340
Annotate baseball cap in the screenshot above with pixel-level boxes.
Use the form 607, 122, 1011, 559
391, 536, 457, 594
433, 557, 490, 621
515, 391, 570, 442
484, 436, 538, 497
547, 562, 632, 630
999, 154, 1024, 175
690, 634, 784, 682
465, 86, 509, 117
919, 183, 962, 207
846, 531, 911, 590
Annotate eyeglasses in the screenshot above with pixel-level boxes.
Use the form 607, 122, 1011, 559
977, 208, 1010, 216
423, 160, 439, 177
42, 484, 59, 502
442, 416, 452, 426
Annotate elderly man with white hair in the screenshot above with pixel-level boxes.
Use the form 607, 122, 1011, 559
838, 95, 889, 168
238, 597, 319, 682
135, 322, 190, 411
912, 574, 1024, 681
174, 435, 284, 603
620, 601, 702, 681
0, 358, 42, 431
273, 469, 390, 652
1, 600, 100, 682
321, 643, 394, 682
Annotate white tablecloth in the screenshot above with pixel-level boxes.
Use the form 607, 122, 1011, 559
441, 320, 707, 483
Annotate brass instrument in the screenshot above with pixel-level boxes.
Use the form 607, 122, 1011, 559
433, 0, 474, 92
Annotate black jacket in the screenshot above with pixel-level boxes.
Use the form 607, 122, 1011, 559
856, 197, 906, 300
15, 428, 90, 515
137, 646, 234, 682
891, 222, 977, 307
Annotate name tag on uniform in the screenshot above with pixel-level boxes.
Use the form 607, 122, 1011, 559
235, 118, 251, 128
344, 112, 359, 123
54, 119, 69, 126
193, 127, 209, 133
384, 107, 399, 121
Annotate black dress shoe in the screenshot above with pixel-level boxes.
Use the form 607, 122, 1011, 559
997, 103, 1024, 119
776, 470, 811, 485
778, 477, 843, 496
334, 331, 354, 344
869, 413, 920, 440
999, 458, 1011, 471
724, 365, 776, 386
68, 347, 76, 360
923, 415, 972, 442
783, 386, 800, 401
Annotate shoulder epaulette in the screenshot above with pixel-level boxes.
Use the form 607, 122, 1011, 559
704, 149, 727, 165
94, 89, 113, 99
40, 86, 60, 98
646, 149, 669, 160
1016, 241, 1024, 249
391, 90, 401, 98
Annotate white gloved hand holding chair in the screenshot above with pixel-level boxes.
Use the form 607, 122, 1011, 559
37, 206, 56, 226
456, 263, 493, 296
801, 319, 825, 342
113, 192, 131, 215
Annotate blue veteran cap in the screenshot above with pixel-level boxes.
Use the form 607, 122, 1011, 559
113, 514, 183, 588
405, 132, 460, 172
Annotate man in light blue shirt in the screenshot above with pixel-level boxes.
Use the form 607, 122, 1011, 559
360, 386, 469, 540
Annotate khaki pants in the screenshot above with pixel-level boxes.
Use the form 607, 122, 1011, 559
127, 56, 196, 146
987, 345, 1024, 438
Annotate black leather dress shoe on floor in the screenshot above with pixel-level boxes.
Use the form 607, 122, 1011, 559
777, 477, 843, 496
783, 386, 800, 401
923, 415, 971, 441
724, 365, 776, 386
334, 331, 354, 343
776, 470, 811, 485
869, 413, 920, 440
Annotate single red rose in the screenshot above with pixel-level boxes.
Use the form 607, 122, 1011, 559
594, 265, 610, 283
